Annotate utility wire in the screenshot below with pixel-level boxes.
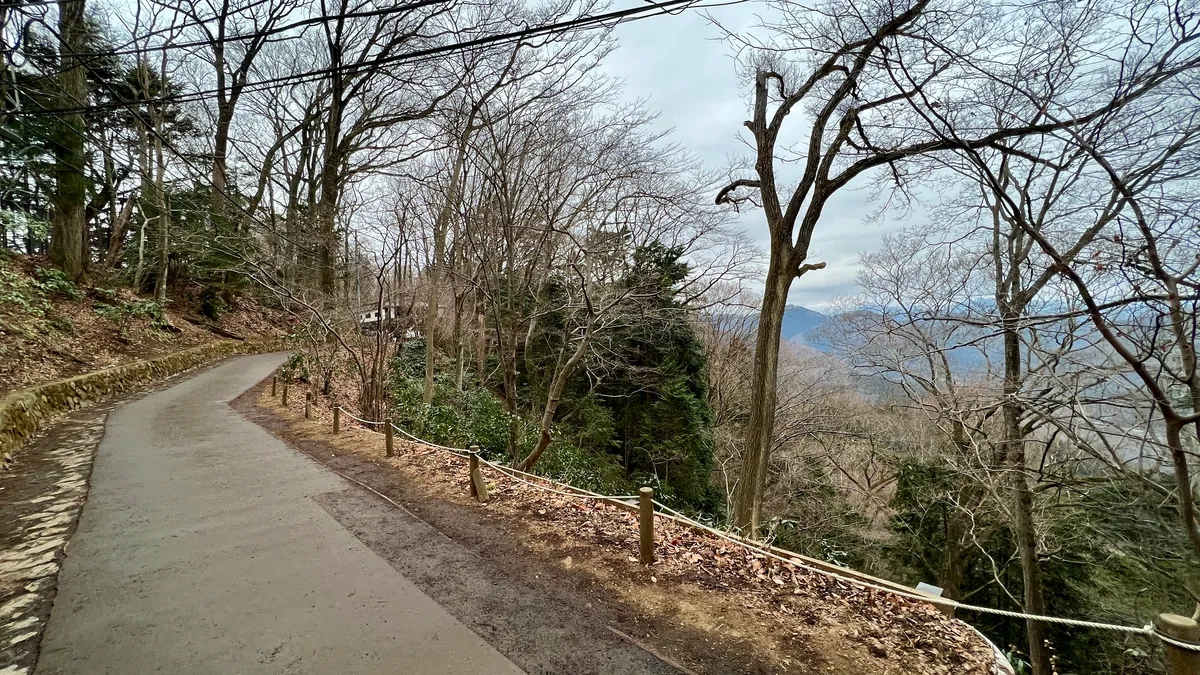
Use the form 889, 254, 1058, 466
11, 0, 450, 66
11, 0, 724, 117
8, 0, 733, 278
9, 0, 722, 257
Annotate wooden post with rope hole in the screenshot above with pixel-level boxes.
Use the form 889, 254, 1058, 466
468, 445, 489, 503
385, 417, 394, 457
1156, 612, 1200, 675
271, 375, 277, 397
1157, 581, 1200, 675
333, 406, 340, 434
304, 393, 311, 419
639, 487, 654, 564
282, 380, 289, 406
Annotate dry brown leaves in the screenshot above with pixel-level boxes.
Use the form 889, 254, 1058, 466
266, 385, 996, 675
0, 257, 285, 394
481, 472, 994, 674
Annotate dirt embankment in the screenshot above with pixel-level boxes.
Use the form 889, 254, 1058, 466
0, 253, 288, 395
239, 378, 997, 675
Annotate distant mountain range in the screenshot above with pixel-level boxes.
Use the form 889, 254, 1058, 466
737, 305, 832, 351
780, 305, 829, 346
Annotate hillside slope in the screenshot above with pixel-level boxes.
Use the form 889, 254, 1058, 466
0, 253, 287, 394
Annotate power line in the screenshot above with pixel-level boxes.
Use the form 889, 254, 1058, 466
4, 0, 446, 94
19, 32, 420, 268
18, 0, 451, 62
0, 0, 62, 8
12, 0, 723, 117
10, 0, 734, 269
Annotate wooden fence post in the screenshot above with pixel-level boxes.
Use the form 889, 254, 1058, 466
304, 393, 311, 419
333, 406, 340, 434
639, 487, 654, 564
271, 375, 277, 397
385, 417, 394, 457
282, 381, 289, 406
468, 445, 489, 503
1156, 613, 1200, 675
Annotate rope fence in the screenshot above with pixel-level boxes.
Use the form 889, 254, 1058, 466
337, 407, 388, 428
650, 498, 1159, 635
281, 388, 1200, 663
476, 454, 643, 502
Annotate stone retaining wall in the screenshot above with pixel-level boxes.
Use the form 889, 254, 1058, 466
0, 339, 285, 467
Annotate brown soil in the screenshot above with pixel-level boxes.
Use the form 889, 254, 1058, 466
0, 253, 289, 395
237, 377, 996, 675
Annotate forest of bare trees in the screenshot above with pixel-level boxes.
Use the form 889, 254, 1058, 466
2, 0, 1199, 672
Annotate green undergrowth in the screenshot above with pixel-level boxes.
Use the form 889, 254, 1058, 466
0, 254, 173, 340
389, 371, 644, 499
368, 334, 719, 516
0, 253, 81, 319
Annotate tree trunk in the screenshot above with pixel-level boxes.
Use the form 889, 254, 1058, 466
730, 246, 791, 533
938, 424, 986, 601
316, 94, 343, 296
938, 485, 982, 601
496, 315, 520, 463
475, 307, 486, 385
1166, 421, 1200, 558
1001, 317, 1052, 675
152, 75, 168, 303
1163, 280, 1200, 557
316, 165, 338, 295
453, 289, 466, 389
154, 199, 169, 301
211, 101, 234, 233
423, 137, 470, 406
516, 326, 592, 472
135, 123, 153, 290
50, 0, 88, 281
103, 197, 134, 268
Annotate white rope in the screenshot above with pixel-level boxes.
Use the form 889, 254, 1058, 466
1157, 630, 1200, 652
335, 406, 386, 427
649, 500, 1183, 641
334, 406, 1200, 651
475, 453, 641, 502
386, 418, 641, 501
388, 423, 472, 457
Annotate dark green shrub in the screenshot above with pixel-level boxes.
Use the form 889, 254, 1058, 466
279, 352, 310, 383
199, 286, 226, 320
94, 298, 170, 334
461, 388, 511, 455
33, 267, 84, 300
535, 439, 633, 497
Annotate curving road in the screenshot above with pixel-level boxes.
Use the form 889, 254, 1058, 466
34, 353, 525, 675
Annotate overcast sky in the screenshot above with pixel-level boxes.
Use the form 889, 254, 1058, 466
600, 6, 918, 310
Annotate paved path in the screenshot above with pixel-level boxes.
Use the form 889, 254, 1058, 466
35, 353, 525, 675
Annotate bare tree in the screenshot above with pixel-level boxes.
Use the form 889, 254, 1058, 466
711, 0, 993, 533
160, 0, 299, 233
419, 0, 612, 406
311, 0, 457, 295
